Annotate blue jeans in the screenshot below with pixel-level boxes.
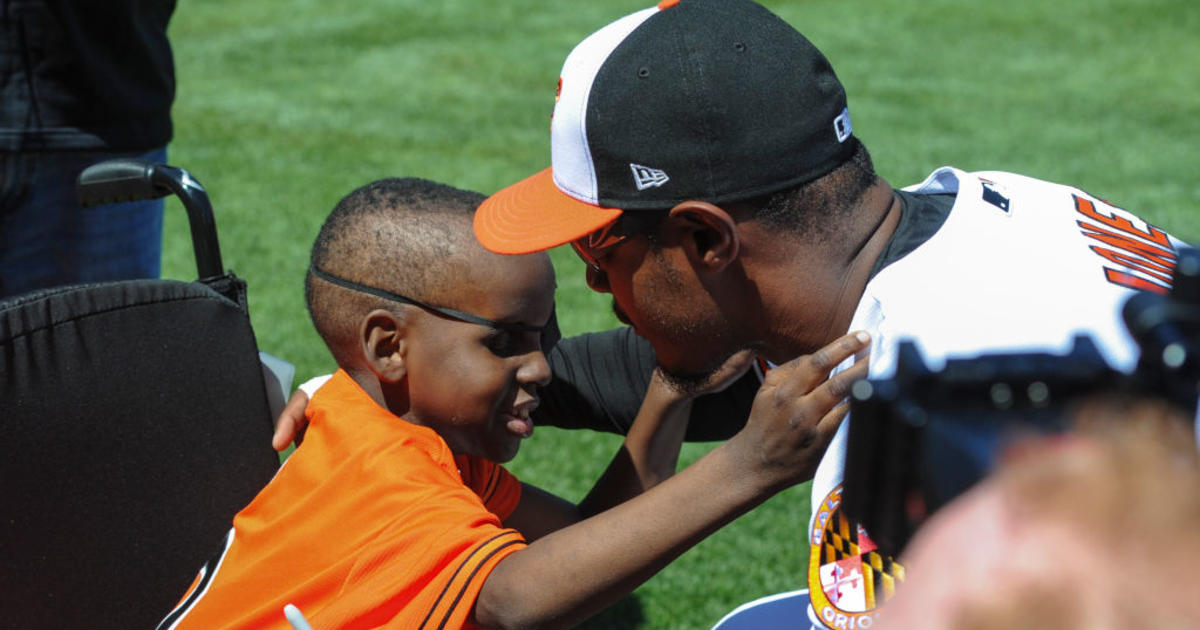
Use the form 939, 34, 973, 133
0, 147, 167, 298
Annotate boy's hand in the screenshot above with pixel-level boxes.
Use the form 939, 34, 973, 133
730, 331, 870, 489
272, 389, 310, 451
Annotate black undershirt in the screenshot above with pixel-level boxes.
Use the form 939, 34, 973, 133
870, 190, 955, 278
534, 191, 956, 441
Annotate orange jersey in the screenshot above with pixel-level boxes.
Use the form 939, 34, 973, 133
160, 370, 526, 629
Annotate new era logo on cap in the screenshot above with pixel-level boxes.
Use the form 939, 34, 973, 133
630, 163, 670, 190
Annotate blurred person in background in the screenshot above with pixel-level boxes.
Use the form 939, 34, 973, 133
880, 395, 1200, 629
1, 0, 177, 297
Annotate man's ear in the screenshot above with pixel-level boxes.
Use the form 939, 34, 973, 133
666, 200, 740, 272
360, 308, 408, 383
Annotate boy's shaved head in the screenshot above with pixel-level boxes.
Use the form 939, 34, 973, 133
306, 177, 487, 367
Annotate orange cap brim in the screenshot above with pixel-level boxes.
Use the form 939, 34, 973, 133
475, 167, 624, 255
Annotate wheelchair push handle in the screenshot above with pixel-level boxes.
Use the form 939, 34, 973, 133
77, 159, 225, 281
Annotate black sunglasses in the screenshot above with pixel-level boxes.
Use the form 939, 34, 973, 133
571, 219, 627, 272
570, 210, 667, 272
310, 265, 560, 353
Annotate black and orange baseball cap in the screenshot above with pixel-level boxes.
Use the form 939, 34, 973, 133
475, 0, 857, 255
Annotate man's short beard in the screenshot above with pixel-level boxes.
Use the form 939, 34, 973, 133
654, 365, 718, 397
655, 343, 757, 397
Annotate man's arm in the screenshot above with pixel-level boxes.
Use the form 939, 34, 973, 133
505, 351, 756, 540
540, 326, 760, 441
472, 331, 870, 630
271, 327, 759, 451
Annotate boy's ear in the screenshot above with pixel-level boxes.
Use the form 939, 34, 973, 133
666, 200, 741, 272
360, 308, 408, 383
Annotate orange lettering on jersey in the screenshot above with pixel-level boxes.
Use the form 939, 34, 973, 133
1074, 196, 1170, 247
1079, 223, 1177, 271
1089, 246, 1173, 284
1104, 268, 1170, 295
1074, 195, 1176, 294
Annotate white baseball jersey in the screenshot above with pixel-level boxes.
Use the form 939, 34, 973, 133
804, 166, 1187, 629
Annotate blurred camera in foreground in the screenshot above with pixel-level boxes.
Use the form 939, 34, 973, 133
843, 248, 1200, 558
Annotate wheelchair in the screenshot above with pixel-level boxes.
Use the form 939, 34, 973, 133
1, 160, 286, 629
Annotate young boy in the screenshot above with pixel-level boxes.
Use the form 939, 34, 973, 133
159, 177, 869, 629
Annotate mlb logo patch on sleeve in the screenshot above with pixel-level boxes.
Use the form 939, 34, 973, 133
980, 180, 1011, 213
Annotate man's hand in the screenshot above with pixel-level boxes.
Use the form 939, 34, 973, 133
272, 374, 335, 451
272, 389, 310, 451
728, 330, 870, 490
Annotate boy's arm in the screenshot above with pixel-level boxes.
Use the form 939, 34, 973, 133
473, 331, 870, 630
504, 351, 754, 540
577, 367, 697, 508
597, 350, 756, 496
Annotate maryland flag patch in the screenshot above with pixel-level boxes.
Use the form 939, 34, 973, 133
808, 485, 905, 629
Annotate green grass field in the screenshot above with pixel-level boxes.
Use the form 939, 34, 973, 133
162, 1, 1198, 627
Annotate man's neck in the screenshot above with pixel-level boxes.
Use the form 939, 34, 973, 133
758, 180, 902, 363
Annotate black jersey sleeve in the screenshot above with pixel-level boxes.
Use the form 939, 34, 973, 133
535, 326, 759, 442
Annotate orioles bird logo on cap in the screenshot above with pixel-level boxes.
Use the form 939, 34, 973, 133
550, 77, 563, 131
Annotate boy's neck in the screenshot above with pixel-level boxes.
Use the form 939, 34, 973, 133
345, 367, 409, 418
